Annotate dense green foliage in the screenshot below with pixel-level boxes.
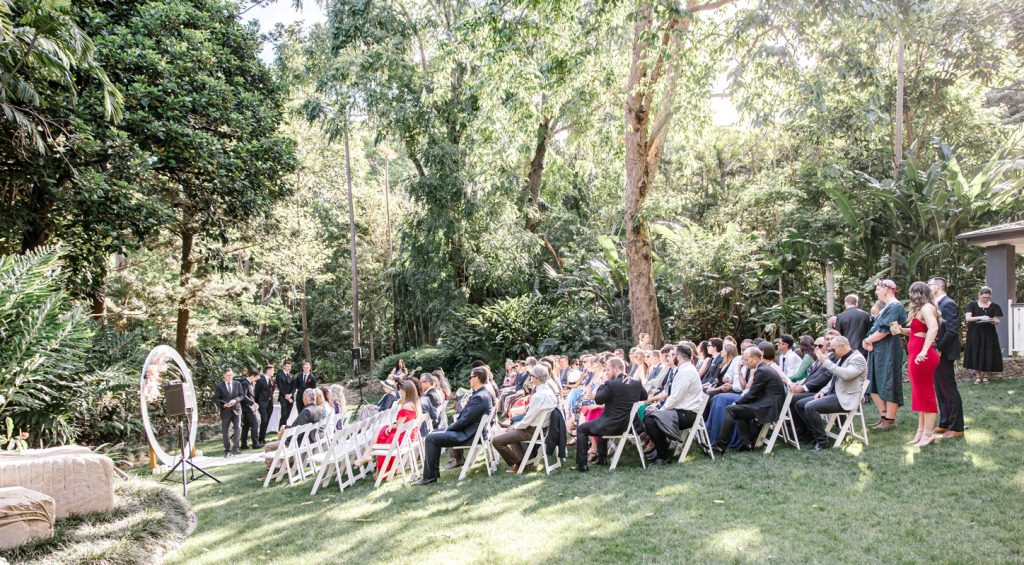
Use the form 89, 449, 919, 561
1, 0, 1023, 448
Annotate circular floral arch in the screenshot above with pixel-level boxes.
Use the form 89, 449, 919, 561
140, 345, 198, 467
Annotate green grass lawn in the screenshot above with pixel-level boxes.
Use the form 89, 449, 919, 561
163, 380, 1024, 565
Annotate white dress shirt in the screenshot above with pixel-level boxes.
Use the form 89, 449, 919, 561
662, 362, 702, 412
780, 350, 802, 378
515, 383, 558, 429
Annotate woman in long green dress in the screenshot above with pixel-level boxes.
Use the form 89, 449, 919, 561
863, 279, 906, 430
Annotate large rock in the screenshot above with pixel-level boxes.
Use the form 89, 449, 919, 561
0, 486, 55, 550
0, 446, 115, 519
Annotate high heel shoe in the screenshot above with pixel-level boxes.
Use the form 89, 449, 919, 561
913, 434, 935, 447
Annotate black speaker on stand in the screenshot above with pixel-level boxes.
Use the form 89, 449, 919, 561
160, 382, 220, 497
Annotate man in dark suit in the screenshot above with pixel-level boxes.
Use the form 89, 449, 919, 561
415, 366, 494, 485
238, 370, 261, 450
703, 338, 724, 387
929, 277, 964, 439
712, 347, 786, 454
254, 365, 274, 446
575, 357, 648, 472
295, 362, 317, 412
214, 367, 244, 456
276, 361, 295, 427
835, 294, 872, 356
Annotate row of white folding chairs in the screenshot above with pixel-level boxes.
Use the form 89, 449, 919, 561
757, 377, 872, 454
310, 406, 423, 494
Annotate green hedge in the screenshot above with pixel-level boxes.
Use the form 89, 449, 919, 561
373, 346, 462, 383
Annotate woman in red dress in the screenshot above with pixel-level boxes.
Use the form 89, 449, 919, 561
355, 379, 420, 478
892, 281, 941, 447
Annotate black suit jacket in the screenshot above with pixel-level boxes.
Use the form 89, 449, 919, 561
445, 388, 493, 444
214, 380, 244, 415
801, 359, 834, 393
275, 371, 295, 400
736, 364, 786, 424
703, 355, 724, 386
254, 375, 272, 409
836, 307, 872, 355
590, 374, 648, 436
935, 295, 961, 361
296, 372, 318, 399
237, 377, 258, 410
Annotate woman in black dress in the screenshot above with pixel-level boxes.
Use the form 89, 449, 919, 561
964, 286, 1004, 383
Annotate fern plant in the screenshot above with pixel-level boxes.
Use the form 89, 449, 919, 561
0, 246, 94, 444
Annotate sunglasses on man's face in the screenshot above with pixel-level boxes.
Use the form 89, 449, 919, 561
815, 344, 826, 349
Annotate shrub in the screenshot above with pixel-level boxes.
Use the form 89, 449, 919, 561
373, 346, 461, 382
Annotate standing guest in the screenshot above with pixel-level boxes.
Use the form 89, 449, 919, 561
575, 357, 648, 472
254, 365, 274, 446
643, 345, 702, 465
864, 279, 907, 430
928, 277, 964, 438
238, 370, 261, 450
493, 365, 558, 472
777, 335, 802, 380
329, 384, 347, 430
415, 367, 494, 485
836, 294, 872, 355
638, 332, 652, 350
891, 281, 941, 446
712, 347, 785, 455
296, 362, 318, 412
801, 336, 868, 451
214, 368, 244, 456
964, 286, 1004, 384
275, 361, 295, 427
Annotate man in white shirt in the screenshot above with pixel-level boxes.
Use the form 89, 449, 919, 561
493, 364, 558, 472
643, 344, 703, 465
778, 335, 803, 379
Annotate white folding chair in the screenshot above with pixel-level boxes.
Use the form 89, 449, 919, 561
263, 422, 313, 487
825, 378, 871, 447
607, 401, 647, 470
454, 407, 499, 481
436, 399, 450, 429
310, 423, 360, 495
370, 419, 421, 488
517, 408, 561, 475
756, 389, 801, 454
676, 394, 715, 462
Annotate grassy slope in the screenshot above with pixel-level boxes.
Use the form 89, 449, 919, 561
166, 380, 1024, 565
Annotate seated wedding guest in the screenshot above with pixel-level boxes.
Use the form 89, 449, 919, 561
703, 342, 740, 418
788, 337, 835, 443
644, 350, 666, 392
503, 360, 517, 387
556, 356, 570, 386
712, 346, 785, 455
377, 375, 399, 411
644, 345, 702, 465
695, 341, 712, 381
703, 339, 725, 386
724, 335, 737, 346
419, 373, 444, 429
494, 365, 558, 472
355, 380, 421, 479
575, 357, 648, 472
263, 388, 323, 472
824, 328, 841, 341
316, 387, 331, 420
798, 336, 867, 451
329, 383, 347, 430
759, 342, 786, 380
778, 335, 803, 380
787, 335, 816, 382
415, 367, 494, 485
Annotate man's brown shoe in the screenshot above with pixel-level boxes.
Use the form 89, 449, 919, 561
940, 430, 964, 439
876, 418, 897, 430
933, 427, 948, 434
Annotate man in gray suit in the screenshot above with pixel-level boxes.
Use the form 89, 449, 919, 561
214, 367, 244, 456
801, 336, 867, 451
